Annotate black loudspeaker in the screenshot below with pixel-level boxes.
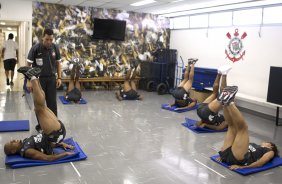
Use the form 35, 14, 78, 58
155, 49, 177, 64
167, 63, 176, 87
140, 61, 162, 79
267, 66, 282, 105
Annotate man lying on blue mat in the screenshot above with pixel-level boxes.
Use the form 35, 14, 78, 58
196, 65, 232, 131
4, 67, 73, 160
164, 58, 197, 110
4, 133, 74, 161
116, 66, 142, 101
17, 67, 67, 144
216, 86, 279, 170
64, 61, 82, 103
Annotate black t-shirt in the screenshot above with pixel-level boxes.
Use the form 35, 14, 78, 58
27, 43, 61, 77
244, 143, 271, 165
20, 133, 53, 157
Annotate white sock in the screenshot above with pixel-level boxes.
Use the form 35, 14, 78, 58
30, 76, 37, 81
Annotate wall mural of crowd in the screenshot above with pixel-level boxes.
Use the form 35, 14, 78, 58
32, 2, 170, 78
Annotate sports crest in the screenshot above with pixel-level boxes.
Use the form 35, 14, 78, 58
225, 29, 247, 62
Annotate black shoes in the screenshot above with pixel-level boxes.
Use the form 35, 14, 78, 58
218, 86, 238, 105
35, 124, 42, 133
188, 58, 198, 65
17, 67, 41, 80
6, 78, 10, 85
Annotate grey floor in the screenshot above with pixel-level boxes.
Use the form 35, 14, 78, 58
0, 90, 282, 184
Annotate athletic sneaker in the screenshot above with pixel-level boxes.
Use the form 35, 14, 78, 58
217, 86, 238, 105
17, 67, 41, 80
188, 58, 198, 65
6, 78, 10, 85
218, 65, 232, 75
35, 124, 42, 133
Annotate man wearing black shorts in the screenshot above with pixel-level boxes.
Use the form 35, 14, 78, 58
18, 66, 67, 143
196, 65, 232, 130
64, 62, 82, 103
1, 33, 18, 86
116, 68, 142, 101
4, 66, 73, 161
216, 86, 279, 170
4, 133, 74, 161
165, 58, 197, 110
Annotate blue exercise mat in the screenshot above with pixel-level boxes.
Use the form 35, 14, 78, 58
210, 155, 282, 175
5, 138, 87, 168
182, 118, 227, 133
59, 96, 87, 104
161, 103, 199, 113
0, 120, 29, 132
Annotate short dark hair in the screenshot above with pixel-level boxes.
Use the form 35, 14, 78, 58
43, 28, 54, 36
4, 143, 13, 155
269, 142, 279, 157
8, 33, 14, 39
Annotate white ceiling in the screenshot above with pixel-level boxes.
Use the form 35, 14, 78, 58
19, 0, 264, 15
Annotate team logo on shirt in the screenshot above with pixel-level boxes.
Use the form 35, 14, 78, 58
208, 115, 214, 121
52, 51, 56, 58
225, 29, 247, 63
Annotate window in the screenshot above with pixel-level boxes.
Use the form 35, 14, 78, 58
209, 12, 232, 27
263, 6, 282, 24
190, 14, 208, 28
233, 8, 262, 25
170, 16, 189, 29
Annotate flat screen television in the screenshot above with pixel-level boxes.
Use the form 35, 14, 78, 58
92, 18, 126, 41
267, 66, 282, 105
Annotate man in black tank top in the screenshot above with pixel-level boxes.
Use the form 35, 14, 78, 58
4, 133, 74, 161
17, 67, 67, 144
165, 58, 198, 110
116, 67, 142, 101
196, 65, 232, 130
217, 86, 279, 170
64, 62, 82, 103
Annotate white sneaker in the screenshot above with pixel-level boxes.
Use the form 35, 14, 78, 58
219, 65, 232, 75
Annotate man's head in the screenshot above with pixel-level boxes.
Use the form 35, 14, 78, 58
42, 28, 54, 48
4, 140, 22, 155
8, 33, 14, 40
261, 141, 279, 157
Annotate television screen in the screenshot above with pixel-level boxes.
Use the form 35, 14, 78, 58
93, 18, 126, 41
267, 66, 282, 105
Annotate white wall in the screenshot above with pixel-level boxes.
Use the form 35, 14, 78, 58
170, 26, 282, 117
0, 0, 32, 66
0, 0, 32, 21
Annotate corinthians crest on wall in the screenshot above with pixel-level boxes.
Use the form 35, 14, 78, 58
225, 28, 247, 62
